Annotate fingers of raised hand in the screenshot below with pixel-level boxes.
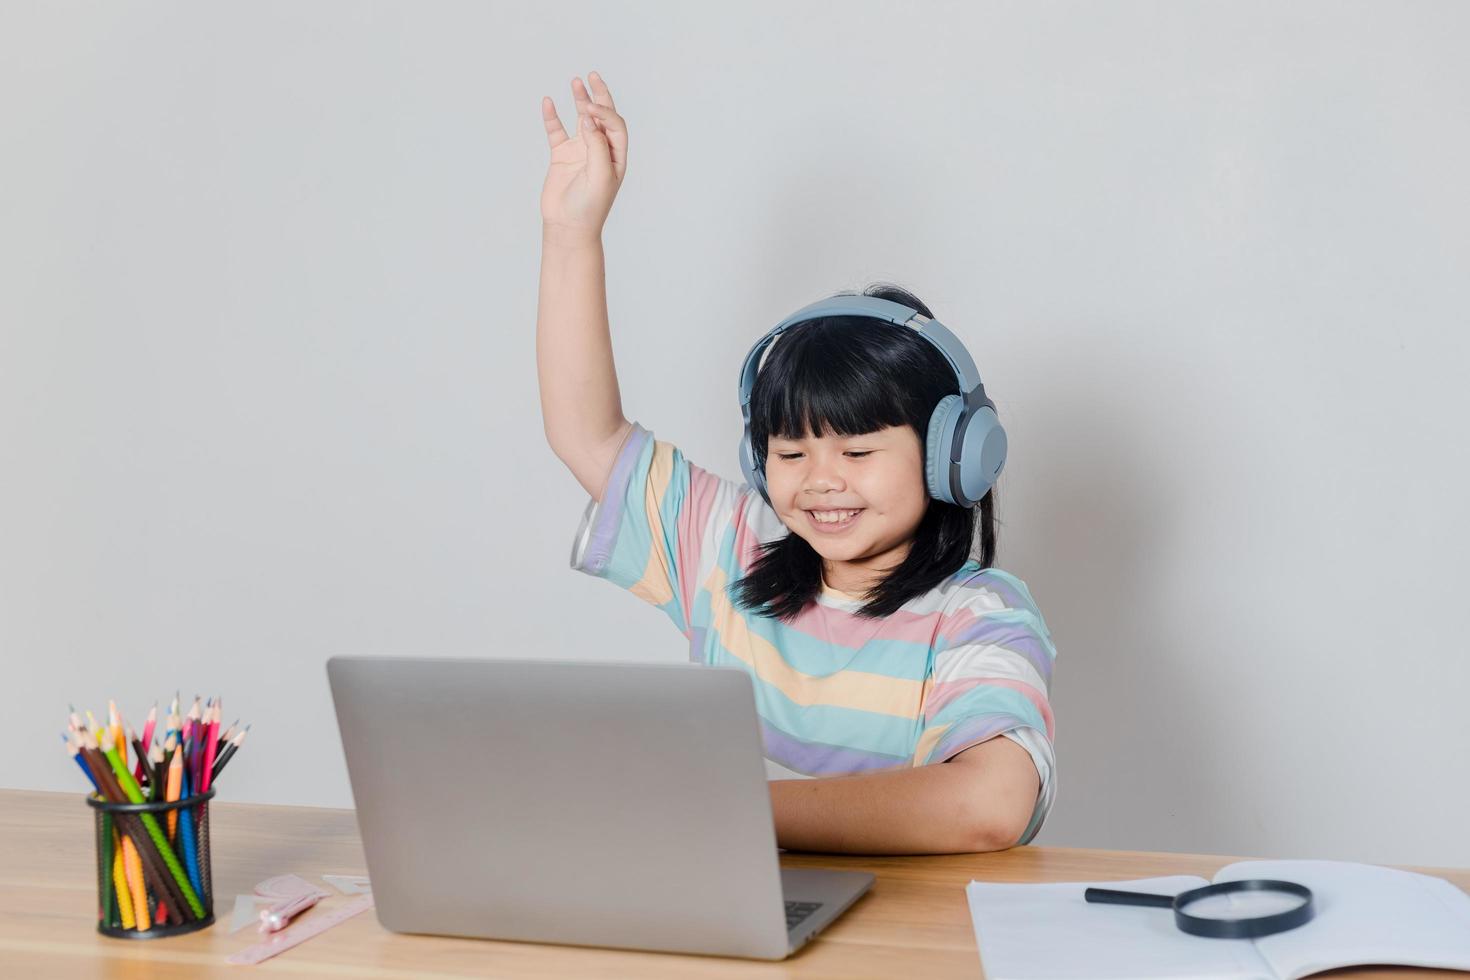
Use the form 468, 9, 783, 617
570, 75, 595, 113
586, 71, 617, 111
542, 94, 571, 145
582, 100, 625, 138
545, 73, 622, 149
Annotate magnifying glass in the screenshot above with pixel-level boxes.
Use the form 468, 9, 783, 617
1085, 879, 1315, 939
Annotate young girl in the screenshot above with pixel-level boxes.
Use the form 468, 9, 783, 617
538, 72, 1056, 855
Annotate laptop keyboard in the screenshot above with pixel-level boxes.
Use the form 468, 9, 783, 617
785, 900, 823, 931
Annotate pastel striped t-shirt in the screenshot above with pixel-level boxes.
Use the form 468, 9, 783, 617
569, 421, 1059, 845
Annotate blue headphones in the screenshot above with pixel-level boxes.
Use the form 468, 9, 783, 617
737, 291, 1007, 510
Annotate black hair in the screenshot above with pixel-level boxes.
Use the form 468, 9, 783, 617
730, 283, 999, 621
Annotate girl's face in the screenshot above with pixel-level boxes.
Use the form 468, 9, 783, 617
764, 424, 930, 595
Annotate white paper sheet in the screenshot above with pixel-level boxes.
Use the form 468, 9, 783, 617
1215, 859, 1470, 980
967, 860, 1470, 980
965, 875, 1273, 980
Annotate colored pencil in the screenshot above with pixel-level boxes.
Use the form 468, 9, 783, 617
148, 743, 165, 804
164, 693, 179, 749
120, 829, 150, 930
76, 734, 116, 927
211, 725, 250, 781
166, 741, 183, 840
196, 697, 212, 790
100, 816, 115, 927
65, 733, 99, 791
199, 702, 220, 794
108, 700, 126, 762
183, 697, 202, 791
177, 766, 203, 899
128, 728, 149, 788
111, 835, 135, 929
134, 702, 157, 782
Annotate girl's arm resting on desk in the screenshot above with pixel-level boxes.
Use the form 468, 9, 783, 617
768, 734, 1040, 855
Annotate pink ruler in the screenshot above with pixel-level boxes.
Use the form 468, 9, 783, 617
226, 892, 376, 965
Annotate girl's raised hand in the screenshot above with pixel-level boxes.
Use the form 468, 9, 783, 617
540, 71, 629, 242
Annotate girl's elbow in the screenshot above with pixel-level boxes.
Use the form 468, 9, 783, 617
968, 816, 1025, 853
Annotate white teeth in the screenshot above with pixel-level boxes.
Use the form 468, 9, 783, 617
812, 509, 860, 524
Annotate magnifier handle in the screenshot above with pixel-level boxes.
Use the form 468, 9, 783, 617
1084, 887, 1176, 909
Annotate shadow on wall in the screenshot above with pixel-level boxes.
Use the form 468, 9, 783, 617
1001, 321, 1218, 852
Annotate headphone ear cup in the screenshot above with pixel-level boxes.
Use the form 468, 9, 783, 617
957, 406, 1007, 506
738, 433, 769, 506
925, 394, 964, 505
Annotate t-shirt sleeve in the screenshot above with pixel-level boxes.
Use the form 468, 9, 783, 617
569, 421, 749, 635
918, 596, 1059, 846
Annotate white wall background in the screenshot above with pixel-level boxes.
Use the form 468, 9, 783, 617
4, 1, 1467, 870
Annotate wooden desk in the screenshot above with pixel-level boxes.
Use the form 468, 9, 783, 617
3, 788, 1467, 979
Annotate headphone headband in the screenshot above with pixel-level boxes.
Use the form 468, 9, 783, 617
738, 292, 995, 430
737, 293, 986, 411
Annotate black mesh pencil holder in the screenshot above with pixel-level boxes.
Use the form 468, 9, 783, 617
87, 788, 216, 938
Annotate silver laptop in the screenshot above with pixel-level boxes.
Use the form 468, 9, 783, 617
326, 655, 874, 960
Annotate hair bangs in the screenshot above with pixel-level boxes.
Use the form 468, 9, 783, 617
750, 319, 914, 460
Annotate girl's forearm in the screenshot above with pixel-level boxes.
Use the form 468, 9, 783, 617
768, 763, 999, 855
536, 227, 628, 458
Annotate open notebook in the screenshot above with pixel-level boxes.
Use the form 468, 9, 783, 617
966, 859, 1470, 980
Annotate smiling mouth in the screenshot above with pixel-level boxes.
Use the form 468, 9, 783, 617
806, 508, 864, 531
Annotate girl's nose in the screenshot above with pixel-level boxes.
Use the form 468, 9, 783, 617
803, 465, 847, 493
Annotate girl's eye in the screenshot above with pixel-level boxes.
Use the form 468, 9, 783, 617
774, 451, 871, 460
